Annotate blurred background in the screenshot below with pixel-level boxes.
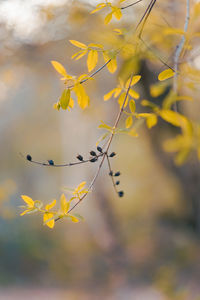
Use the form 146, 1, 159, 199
0, 0, 200, 299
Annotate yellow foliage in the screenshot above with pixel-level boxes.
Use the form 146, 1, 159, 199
103, 52, 117, 73
51, 61, 68, 78
69, 40, 87, 49
73, 84, 90, 109
158, 69, 175, 81
126, 116, 133, 128
146, 115, 157, 129
129, 99, 136, 114
87, 50, 98, 72
43, 212, 54, 228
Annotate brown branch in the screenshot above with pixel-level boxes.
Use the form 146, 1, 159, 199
20, 152, 104, 168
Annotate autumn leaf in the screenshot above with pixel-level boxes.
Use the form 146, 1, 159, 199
158, 69, 175, 81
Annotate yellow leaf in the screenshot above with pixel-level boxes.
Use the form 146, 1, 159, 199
72, 50, 87, 61
87, 50, 98, 72
146, 115, 157, 128
88, 43, 103, 49
43, 212, 55, 228
112, 7, 122, 20
159, 110, 188, 128
103, 52, 117, 73
90, 3, 106, 14
104, 12, 113, 24
60, 194, 69, 214
51, 61, 67, 78
128, 89, 139, 99
53, 102, 60, 111
98, 121, 113, 131
45, 199, 56, 211
69, 215, 79, 223
104, 89, 116, 101
21, 195, 34, 207
76, 181, 86, 191
68, 98, 74, 110
73, 84, 89, 109
60, 89, 70, 110
125, 75, 141, 88
114, 87, 122, 98
20, 209, 29, 216
126, 116, 133, 128
150, 83, 166, 97
118, 92, 128, 108
128, 128, 138, 137
114, 28, 123, 35
158, 69, 175, 81
69, 40, 87, 49
129, 99, 136, 114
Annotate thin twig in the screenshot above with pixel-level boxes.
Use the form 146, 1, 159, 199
67, 59, 111, 89
55, 72, 135, 221
106, 154, 119, 195
136, 0, 157, 38
140, 37, 175, 71
173, 0, 190, 111
121, 0, 143, 10
20, 152, 104, 168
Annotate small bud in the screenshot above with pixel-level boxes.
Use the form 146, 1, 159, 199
109, 152, 116, 158
77, 155, 83, 161
109, 171, 113, 176
26, 154, 32, 161
115, 181, 120, 185
118, 191, 124, 197
90, 157, 98, 162
97, 146, 102, 153
48, 160, 54, 165
90, 151, 97, 156
114, 172, 120, 176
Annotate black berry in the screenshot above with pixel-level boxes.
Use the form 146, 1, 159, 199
48, 160, 54, 165
97, 146, 102, 153
90, 157, 98, 162
26, 154, 32, 161
109, 171, 113, 176
118, 191, 124, 197
77, 155, 83, 161
90, 151, 97, 156
109, 152, 116, 157
114, 172, 120, 176
116, 181, 120, 185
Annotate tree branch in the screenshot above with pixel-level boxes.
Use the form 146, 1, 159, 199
173, 0, 190, 111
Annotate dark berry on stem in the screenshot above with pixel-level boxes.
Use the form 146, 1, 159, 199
109, 171, 113, 176
77, 155, 83, 161
97, 146, 102, 153
90, 157, 98, 162
118, 191, 124, 197
48, 160, 54, 165
26, 154, 32, 161
90, 151, 97, 156
114, 172, 120, 176
116, 181, 120, 185
109, 152, 116, 157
